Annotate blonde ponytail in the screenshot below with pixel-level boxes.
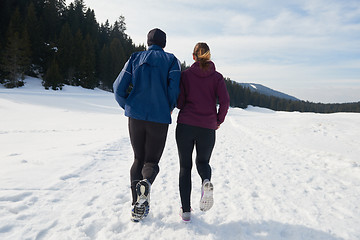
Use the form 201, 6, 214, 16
193, 42, 211, 70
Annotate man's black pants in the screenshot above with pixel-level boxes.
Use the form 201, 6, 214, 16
128, 117, 169, 205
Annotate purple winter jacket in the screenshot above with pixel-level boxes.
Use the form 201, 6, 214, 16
177, 61, 230, 130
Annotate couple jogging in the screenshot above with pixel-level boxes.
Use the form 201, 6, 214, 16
113, 28, 230, 222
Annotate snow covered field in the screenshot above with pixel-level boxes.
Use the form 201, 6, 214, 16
1, 77, 359, 240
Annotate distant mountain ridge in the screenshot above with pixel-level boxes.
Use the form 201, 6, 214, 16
238, 83, 299, 101
225, 79, 360, 113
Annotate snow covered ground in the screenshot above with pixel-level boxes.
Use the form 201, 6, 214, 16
1, 77, 359, 240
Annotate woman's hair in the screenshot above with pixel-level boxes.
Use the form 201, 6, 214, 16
193, 42, 211, 70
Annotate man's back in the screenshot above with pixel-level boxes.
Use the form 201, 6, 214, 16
113, 44, 180, 124
126, 45, 180, 123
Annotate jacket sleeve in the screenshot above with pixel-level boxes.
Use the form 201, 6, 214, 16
113, 57, 132, 109
167, 57, 181, 111
176, 72, 186, 110
217, 77, 230, 126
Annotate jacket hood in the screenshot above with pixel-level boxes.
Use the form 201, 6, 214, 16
189, 61, 216, 78
138, 45, 165, 66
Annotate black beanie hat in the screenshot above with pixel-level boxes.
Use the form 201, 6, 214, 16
147, 28, 166, 48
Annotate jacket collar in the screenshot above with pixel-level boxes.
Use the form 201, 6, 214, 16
148, 45, 164, 51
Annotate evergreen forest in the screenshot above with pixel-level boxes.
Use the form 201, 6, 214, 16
0, 0, 146, 90
1, 0, 359, 113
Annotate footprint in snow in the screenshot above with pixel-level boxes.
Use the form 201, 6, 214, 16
59, 173, 80, 181
0, 192, 32, 202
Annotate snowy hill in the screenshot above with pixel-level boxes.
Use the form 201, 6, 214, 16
239, 82, 299, 101
0, 77, 359, 240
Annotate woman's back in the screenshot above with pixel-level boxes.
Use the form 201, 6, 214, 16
177, 61, 227, 129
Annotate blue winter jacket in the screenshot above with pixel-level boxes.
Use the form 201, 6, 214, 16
113, 45, 181, 124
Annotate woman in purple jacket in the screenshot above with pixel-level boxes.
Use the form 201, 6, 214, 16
176, 42, 230, 222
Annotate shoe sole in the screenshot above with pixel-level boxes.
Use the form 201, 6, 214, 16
131, 216, 140, 222
200, 181, 214, 211
132, 180, 150, 221
180, 216, 191, 223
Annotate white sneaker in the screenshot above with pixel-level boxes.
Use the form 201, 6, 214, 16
200, 179, 214, 211
179, 208, 191, 222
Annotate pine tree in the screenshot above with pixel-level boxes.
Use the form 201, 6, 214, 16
72, 29, 84, 86
84, 8, 98, 38
109, 38, 126, 84
181, 61, 189, 71
79, 34, 96, 89
0, 8, 31, 88
0, 41, 4, 83
21, 27, 32, 74
43, 58, 63, 90
58, 23, 75, 83
43, 0, 62, 41
67, 0, 86, 34
111, 16, 126, 40
99, 44, 112, 90
25, 1, 43, 75
99, 20, 111, 47
1, 32, 31, 87
0, 0, 11, 46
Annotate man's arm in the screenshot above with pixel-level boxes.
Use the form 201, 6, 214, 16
113, 58, 133, 109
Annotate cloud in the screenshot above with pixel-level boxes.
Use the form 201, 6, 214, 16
66, 0, 360, 102
221, 0, 360, 36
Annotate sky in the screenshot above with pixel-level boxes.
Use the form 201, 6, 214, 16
69, 0, 360, 103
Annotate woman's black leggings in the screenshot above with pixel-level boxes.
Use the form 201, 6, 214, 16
176, 123, 215, 212
128, 117, 169, 204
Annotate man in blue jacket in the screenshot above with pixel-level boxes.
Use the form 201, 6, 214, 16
113, 28, 181, 222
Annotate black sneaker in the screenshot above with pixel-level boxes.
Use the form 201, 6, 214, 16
131, 204, 150, 222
